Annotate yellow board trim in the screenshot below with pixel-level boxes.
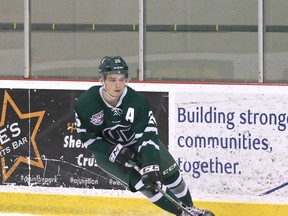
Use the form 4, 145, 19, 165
0, 192, 287, 216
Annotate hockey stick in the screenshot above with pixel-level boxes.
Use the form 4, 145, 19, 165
128, 161, 194, 216
155, 186, 194, 216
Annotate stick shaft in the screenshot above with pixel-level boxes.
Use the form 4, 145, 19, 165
157, 187, 194, 215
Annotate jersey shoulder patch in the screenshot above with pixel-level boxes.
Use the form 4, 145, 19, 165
90, 110, 104, 125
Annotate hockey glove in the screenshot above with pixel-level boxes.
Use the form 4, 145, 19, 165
140, 164, 162, 192
109, 144, 137, 167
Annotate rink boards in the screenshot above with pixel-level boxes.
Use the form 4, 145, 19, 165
0, 80, 287, 215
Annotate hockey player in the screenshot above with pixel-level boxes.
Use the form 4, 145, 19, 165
74, 56, 215, 216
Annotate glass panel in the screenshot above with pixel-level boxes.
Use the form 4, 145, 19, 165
265, 0, 288, 83
31, 0, 138, 79
145, 0, 258, 82
0, 0, 24, 77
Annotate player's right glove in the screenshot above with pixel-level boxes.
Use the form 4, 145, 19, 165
109, 144, 137, 167
140, 164, 162, 192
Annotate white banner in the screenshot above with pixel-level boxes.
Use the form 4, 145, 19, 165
170, 84, 288, 203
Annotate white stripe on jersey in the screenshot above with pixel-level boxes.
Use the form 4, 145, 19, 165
138, 139, 160, 153
144, 126, 158, 134
135, 133, 143, 138
77, 128, 87, 133
83, 137, 102, 148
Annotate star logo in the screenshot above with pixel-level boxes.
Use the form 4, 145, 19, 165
0, 90, 45, 182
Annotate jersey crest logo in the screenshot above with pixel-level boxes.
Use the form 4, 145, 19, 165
103, 124, 136, 145
90, 110, 104, 126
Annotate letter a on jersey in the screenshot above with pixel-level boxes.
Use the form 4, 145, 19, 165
125, 108, 135, 123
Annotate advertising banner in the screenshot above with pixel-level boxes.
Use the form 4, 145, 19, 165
0, 88, 168, 190
0, 81, 287, 204
170, 85, 288, 202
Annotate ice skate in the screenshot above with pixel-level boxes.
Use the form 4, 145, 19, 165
179, 206, 215, 216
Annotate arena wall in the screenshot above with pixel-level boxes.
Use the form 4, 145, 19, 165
0, 79, 287, 216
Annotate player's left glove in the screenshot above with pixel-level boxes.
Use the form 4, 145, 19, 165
109, 144, 137, 167
140, 164, 162, 192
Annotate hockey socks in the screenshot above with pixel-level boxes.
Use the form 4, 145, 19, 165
141, 185, 184, 215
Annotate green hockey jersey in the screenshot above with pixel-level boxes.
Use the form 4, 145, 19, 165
75, 85, 160, 166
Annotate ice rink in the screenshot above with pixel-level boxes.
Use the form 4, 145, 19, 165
1, 215, 37, 216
